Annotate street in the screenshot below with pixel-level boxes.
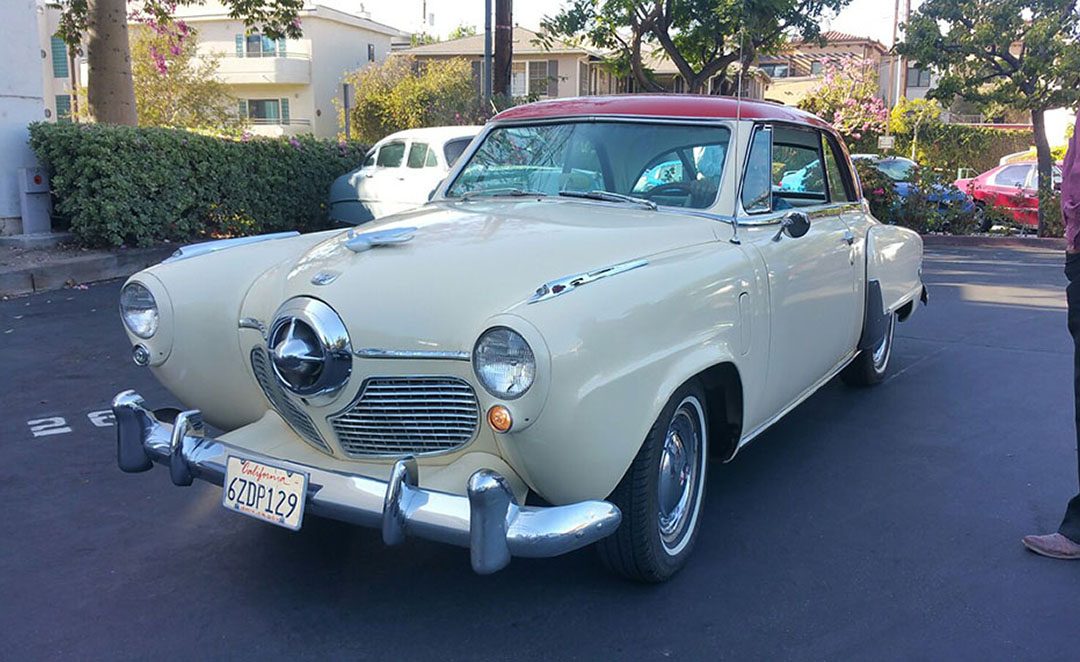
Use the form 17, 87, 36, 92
2, 243, 1079, 659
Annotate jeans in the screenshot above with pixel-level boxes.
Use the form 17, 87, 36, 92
1059, 252, 1080, 542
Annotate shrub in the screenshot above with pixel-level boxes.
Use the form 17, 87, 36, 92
851, 123, 1033, 178
853, 159, 899, 221
28, 122, 367, 247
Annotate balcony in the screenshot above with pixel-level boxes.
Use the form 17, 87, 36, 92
215, 52, 311, 86
246, 118, 313, 137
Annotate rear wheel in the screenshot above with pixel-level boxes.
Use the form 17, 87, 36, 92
841, 313, 896, 387
598, 382, 708, 582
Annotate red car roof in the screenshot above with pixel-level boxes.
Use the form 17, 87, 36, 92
491, 94, 833, 130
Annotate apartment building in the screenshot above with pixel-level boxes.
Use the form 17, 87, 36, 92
174, 2, 408, 138
756, 31, 897, 107
401, 26, 618, 99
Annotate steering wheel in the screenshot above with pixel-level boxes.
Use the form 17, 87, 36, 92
640, 182, 694, 199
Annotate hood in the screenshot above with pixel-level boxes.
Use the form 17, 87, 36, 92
268, 199, 718, 353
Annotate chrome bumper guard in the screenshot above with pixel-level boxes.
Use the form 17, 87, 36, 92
112, 390, 622, 574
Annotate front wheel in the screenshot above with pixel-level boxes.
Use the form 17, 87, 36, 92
841, 313, 896, 387
597, 382, 708, 582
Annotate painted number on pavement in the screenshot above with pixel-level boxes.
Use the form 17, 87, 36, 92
26, 410, 116, 437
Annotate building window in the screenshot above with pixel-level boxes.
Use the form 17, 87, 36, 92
810, 61, 824, 76
236, 34, 285, 57
238, 98, 291, 124
907, 67, 932, 88
511, 62, 527, 97
528, 60, 549, 98
51, 36, 69, 78
368, 44, 376, 62
759, 63, 789, 79
55, 95, 72, 122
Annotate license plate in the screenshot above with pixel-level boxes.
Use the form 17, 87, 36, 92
222, 456, 308, 531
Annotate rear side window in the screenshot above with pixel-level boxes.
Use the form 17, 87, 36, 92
822, 134, 855, 202
993, 164, 1031, 188
406, 142, 430, 168
444, 138, 472, 167
376, 141, 405, 167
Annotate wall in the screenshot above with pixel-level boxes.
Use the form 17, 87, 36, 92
0, 0, 48, 234
306, 17, 394, 138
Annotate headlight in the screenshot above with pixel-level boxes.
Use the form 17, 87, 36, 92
120, 281, 159, 339
473, 327, 535, 399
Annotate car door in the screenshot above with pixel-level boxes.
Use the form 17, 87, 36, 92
363, 139, 407, 218
737, 124, 859, 416
399, 141, 445, 211
988, 163, 1035, 225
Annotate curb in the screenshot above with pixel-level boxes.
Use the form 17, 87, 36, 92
0, 247, 174, 297
921, 234, 1067, 250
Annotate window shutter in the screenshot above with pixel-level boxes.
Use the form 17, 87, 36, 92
237, 99, 248, 118
51, 36, 69, 78
235, 34, 244, 57
547, 59, 558, 97
280, 98, 290, 124
278, 38, 287, 55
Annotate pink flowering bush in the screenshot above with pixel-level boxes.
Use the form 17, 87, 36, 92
799, 57, 889, 145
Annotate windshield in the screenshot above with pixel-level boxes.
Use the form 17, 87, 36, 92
876, 158, 916, 182
446, 121, 731, 209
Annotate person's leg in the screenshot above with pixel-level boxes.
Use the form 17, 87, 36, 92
1023, 253, 1080, 558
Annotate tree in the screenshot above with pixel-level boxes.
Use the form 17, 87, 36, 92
55, 0, 304, 126
448, 24, 477, 40
798, 57, 889, 143
344, 56, 481, 143
539, 0, 851, 95
129, 26, 240, 132
897, 0, 1080, 235
889, 97, 943, 161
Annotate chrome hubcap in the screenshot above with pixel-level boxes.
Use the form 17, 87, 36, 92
657, 397, 706, 555
872, 314, 895, 372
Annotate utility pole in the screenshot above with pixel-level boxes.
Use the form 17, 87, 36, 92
899, 0, 911, 99
483, 0, 493, 105
494, 0, 512, 99
892, 0, 902, 109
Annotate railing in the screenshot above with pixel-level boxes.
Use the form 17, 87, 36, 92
247, 118, 312, 126
226, 51, 311, 60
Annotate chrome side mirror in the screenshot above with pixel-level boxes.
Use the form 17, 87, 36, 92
772, 211, 811, 242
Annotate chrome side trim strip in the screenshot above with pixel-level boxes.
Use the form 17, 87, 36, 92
238, 317, 267, 337
528, 258, 648, 304
162, 231, 299, 264
354, 348, 471, 361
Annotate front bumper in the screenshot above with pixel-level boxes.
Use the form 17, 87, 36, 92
112, 390, 621, 574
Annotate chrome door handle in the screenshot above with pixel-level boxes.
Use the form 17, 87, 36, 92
842, 230, 855, 245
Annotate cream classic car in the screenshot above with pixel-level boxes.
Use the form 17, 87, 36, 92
113, 96, 925, 582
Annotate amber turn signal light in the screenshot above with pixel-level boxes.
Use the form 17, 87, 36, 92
487, 405, 513, 433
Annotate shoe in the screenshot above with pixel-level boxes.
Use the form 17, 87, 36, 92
1022, 533, 1080, 559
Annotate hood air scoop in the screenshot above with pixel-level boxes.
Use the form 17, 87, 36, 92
345, 226, 417, 253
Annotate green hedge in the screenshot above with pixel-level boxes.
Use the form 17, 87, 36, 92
29, 122, 368, 247
852, 123, 1033, 176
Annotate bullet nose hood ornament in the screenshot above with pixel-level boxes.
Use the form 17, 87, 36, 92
267, 298, 352, 400
345, 226, 417, 253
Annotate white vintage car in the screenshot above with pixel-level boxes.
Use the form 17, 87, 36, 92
328, 125, 482, 224
113, 96, 925, 582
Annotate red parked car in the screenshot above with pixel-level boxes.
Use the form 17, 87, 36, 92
955, 161, 1062, 229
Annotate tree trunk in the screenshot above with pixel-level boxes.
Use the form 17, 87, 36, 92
86, 0, 138, 125
1031, 107, 1053, 236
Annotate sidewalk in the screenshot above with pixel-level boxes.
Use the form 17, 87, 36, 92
0, 243, 175, 297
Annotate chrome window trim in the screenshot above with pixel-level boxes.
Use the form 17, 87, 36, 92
354, 348, 471, 361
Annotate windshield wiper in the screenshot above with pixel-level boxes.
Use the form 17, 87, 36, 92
458, 188, 548, 202
558, 190, 657, 210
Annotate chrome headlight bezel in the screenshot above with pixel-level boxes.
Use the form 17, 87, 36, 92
473, 326, 536, 400
119, 281, 159, 339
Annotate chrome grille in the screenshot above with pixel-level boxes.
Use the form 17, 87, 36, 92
250, 347, 332, 453
330, 377, 480, 456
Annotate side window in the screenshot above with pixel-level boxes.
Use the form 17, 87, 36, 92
362, 149, 376, 168
821, 133, 855, 202
444, 138, 472, 167
741, 126, 773, 214
425, 146, 438, 167
773, 135, 826, 202
406, 142, 430, 169
994, 164, 1031, 188
376, 141, 405, 168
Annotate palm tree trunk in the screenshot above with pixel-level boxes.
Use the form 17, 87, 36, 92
86, 0, 138, 125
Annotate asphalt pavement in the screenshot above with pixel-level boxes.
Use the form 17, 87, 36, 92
2, 243, 1079, 660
